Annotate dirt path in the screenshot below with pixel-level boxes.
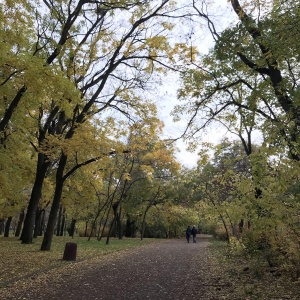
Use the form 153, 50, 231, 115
2, 235, 230, 300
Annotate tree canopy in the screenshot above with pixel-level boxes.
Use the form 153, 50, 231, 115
173, 0, 300, 276
0, 0, 300, 278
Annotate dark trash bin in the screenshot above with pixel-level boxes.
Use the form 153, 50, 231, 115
63, 242, 77, 261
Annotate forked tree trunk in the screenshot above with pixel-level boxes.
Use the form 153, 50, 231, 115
105, 201, 119, 244
88, 199, 109, 241
96, 206, 110, 241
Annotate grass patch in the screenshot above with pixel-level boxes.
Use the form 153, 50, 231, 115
209, 240, 300, 300
0, 236, 158, 288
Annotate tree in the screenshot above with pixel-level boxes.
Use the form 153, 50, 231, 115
173, 1, 300, 271
192, 140, 253, 241
10, 0, 191, 247
0, 132, 35, 234
189, 137, 300, 273
176, 0, 300, 161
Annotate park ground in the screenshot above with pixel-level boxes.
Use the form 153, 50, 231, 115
0, 234, 299, 299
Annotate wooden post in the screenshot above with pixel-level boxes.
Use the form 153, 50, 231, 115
63, 242, 77, 261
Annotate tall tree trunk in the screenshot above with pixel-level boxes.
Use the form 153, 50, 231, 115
238, 219, 244, 235
84, 221, 88, 237
106, 201, 120, 244
88, 198, 109, 241
106, 216, 116, 245
89, 216, 99, 241
96, 205, 110, 241
68, 219, 76, 237
131, 220, 136, 237
98, 200, 113, 241
125, 216, 134, 237
4, 216, 12, 237
60, 212, 65, 236
0, 219, 4, 235
56, 205, 63, 236
39, 210, 45, 236
41, 184, 64, 250
15, 210, 25, 237
41, 154, 67, 251
116, 206, 122, 240
21, 154, 50, 244
33, 208, 43, 238
141, 205, 151, 241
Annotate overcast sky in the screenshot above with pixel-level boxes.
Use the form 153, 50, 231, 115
156, 0, 234, 168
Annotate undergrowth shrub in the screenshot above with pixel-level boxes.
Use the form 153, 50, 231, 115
239, 226, 300, 278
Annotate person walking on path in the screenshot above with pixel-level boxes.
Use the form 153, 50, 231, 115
186, 225, 192, 243
191, 225, 197, 243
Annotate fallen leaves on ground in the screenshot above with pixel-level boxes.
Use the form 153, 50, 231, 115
0, 236, 299, 300
209, 241, 300, 299
0, 236, 156, 288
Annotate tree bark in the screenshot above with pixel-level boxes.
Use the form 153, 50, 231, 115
125, 216, 135, 237
56, 205, 63, 236
21, 154, 50, 244
60, 212, 65, 236
99, 205, 113, 241
41, 154, 67, 251
88, 196, 110, 241
15, 210, 25, 237
106, 201, 122, 244
39, 210, 45, 236
84, 221, 88, 237
4, 216, 12, 237
0, 219, 4, 235
33, 208, 44, 238
141, 205, 151, 241
0, 86, 27, 134
106, 216, 116, 245
68, 219, 76, 237
97, 204, 111, 241
116, 205, 122, 239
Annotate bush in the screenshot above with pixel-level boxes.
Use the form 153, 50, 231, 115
241, 226, 300, 277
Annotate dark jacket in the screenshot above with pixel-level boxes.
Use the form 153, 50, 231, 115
191, 227, 197, 236
186, 227, 192, 236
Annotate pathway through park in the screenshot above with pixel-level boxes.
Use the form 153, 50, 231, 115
3, 235, 231, 300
